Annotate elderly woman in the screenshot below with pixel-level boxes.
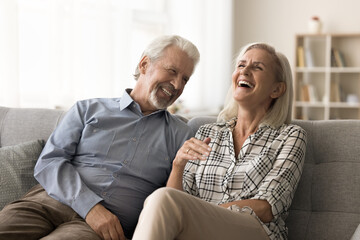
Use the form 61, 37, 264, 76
132, 43, 307, 240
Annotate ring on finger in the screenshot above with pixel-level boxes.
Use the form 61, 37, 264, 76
186, 148, 190, 154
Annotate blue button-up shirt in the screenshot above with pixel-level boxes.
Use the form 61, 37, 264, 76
34, 89, 194, 238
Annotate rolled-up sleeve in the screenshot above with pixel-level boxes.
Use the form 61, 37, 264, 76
251, 127, 307, 218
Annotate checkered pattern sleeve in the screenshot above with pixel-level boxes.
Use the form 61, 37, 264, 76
182, 124, 216, 197
249, 125, 307, 219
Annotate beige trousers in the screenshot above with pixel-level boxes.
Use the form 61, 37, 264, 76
132, 187, 269, 240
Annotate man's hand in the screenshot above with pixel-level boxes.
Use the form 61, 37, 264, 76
85, 203, 126, 240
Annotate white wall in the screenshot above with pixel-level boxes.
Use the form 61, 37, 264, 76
233, 0, 360, 72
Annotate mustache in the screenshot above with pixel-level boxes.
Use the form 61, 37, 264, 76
158, 83, 177, 96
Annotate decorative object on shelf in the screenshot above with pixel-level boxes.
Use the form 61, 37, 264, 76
308, 16, 322, 34
297, 46, 305, 67
331, 48, 346, 67
301, 84, 318, 102
330, 81, 341, 102
297, 46, 314, 67
346, 94, 359, 104
304, 48, 314, 67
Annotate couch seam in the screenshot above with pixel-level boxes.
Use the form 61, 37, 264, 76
0, 108, 10, 147
306, 123, 315, 240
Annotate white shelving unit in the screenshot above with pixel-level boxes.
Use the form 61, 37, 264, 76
293, 33, 360, 120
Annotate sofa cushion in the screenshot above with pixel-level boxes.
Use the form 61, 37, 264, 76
288, 120, 360, 240
0, 139, 45, 209
0, 106, 65, 147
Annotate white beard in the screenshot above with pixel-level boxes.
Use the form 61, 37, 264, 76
149, 86, 174, 110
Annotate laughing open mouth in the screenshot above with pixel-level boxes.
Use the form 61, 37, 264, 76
161, 87, 172, 97
237, 80, 254, 88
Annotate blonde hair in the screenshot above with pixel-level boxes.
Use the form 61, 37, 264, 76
217, 43, 293, 128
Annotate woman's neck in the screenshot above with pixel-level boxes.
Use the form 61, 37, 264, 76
234, 107, 266, 137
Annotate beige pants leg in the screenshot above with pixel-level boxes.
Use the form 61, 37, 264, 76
132, 187, 269, 240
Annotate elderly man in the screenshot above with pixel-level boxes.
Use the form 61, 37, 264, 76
0, 35, 200, 240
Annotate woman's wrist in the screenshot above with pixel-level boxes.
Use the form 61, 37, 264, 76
172, 157, 188, 169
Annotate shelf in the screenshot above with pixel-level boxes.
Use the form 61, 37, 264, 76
295, 101, 326, 107
329, 102, 360, 108
296, 67, 327, 72
296, 67, 360, 73
296, 101, 360, 108
294, 33, 360, 120
330, 67, 360, 73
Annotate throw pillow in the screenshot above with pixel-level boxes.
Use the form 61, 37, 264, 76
0, 139, 45, 209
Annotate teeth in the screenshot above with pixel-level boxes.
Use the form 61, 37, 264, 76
238, 80, 254, 88
162, 87, 172, 97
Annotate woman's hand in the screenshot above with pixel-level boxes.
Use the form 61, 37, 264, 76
167, 137, 211, 190
173, 137, 212, 168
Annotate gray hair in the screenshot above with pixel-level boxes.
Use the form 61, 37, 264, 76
217, 43, 293, 128
133, 35, 200, 80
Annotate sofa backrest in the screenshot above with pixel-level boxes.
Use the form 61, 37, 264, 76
187, 116, 360, 240
0, 106, 66, 147
287, 119, 360, 240
1, 107, 359, 239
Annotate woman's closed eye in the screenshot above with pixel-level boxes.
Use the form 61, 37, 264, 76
238, 64, 263, 71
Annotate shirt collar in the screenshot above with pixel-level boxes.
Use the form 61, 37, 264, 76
119, 88, 170, 122
119, 89, 135, 111
224, 117, 269, 135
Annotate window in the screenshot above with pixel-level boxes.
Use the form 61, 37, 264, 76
0, 0, 233, 116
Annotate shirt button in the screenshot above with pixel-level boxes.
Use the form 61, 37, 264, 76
93, 129, 98, 133
132, 137, 137, 142
102, 192, 107, 196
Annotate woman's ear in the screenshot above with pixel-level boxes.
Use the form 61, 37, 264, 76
270, 82, 286, 99
139, 56, 149, 74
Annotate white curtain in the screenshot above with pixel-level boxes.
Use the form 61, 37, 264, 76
0, 0, 233, 115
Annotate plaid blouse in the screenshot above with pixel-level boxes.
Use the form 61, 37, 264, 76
183, 118, 307, 240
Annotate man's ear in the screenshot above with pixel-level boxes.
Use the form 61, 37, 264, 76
270, 82, 286, 99
139, 56, 149, 74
